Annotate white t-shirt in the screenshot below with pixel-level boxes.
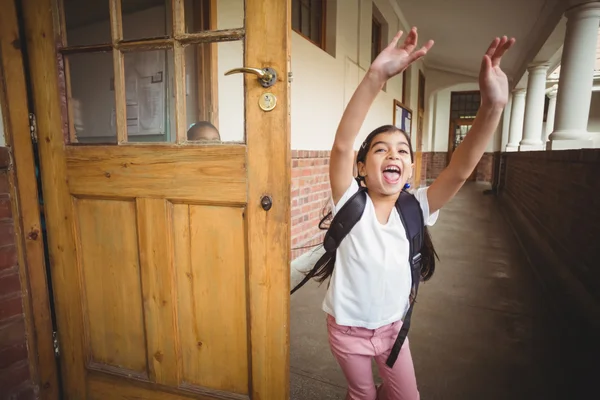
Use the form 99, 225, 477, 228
322, 179, 439, 329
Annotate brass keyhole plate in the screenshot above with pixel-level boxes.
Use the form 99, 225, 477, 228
259, 92, 277, 112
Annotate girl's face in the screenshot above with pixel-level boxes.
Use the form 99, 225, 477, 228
357, 131, 413, 196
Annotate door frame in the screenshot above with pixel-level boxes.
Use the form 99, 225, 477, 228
413, 69, 425, 187
21, 0, 291, 398
0, 0, 60, 398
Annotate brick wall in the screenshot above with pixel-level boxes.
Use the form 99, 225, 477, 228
421, 152, 493, 185
0, 148, 36, 399
491, 151, 502, 192
419, 152, 429, 186
475, 153, 493, 182
291, 151, 331, 260
498, 149, 600, 328
423, 152, 448, 185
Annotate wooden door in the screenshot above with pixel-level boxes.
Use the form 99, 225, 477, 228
22, 0, 290, 399
413, 70, 425, 187
449, 118, 476, 181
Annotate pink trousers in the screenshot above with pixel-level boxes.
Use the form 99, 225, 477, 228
327, 314, 420, 400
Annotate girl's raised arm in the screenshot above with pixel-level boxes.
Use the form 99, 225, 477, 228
329, 28, 433, 204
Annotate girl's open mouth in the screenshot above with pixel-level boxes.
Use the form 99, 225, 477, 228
382, 165, 401, 184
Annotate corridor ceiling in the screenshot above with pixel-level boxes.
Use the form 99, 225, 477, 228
395, 0, 592, 84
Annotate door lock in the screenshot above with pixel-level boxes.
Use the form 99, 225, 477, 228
260, 196, 273, 211
258, 92, 277, 111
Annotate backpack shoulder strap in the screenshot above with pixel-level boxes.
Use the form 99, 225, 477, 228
386, 190, 426, 368
395, 190, 425, 267
322, 187, 367, 252
290, 187, 367, 295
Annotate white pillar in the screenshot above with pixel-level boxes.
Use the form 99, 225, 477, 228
499, 95, 512, 151
519, 64, 549, 151
544, 85, 558, 143
548, 2, 600, 150
506, 89, 526, 152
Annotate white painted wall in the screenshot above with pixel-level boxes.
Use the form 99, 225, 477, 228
216, 1, 244, 141
291, 0, 413, 150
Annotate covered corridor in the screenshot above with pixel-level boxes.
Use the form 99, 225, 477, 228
290, 183, 596, 400
1, 0, 599, 398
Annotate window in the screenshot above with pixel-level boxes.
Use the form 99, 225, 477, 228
371, 17, 382, 63
449, 91, 481, 160
58, 0, 245, 144
292, 0, 326, 48
450, 91, 481, 120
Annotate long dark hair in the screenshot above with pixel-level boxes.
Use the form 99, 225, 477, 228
313, 125, 438, 284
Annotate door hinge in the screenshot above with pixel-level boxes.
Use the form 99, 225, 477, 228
52, 331, 60, 358
29, 113, 37, 143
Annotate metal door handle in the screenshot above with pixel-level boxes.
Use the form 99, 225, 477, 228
225, 67, 277, 88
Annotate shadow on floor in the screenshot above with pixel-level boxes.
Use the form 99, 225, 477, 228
290, 182, 594, 400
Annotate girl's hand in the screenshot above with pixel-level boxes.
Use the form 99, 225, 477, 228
479, 36, 516, 108
369, 28, 434, 83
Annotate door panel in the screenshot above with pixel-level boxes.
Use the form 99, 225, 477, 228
175, 204, 249, 392
76, 198, 147, 375
65, 146, 247, 202
23, 0, 290, 398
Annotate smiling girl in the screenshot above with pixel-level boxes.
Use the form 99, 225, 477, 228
322, 28, 515, 399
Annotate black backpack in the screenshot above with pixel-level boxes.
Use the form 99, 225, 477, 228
291, 186, 425, 368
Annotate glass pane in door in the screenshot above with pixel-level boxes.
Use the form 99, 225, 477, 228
63, 0, 111, 46
453, 123, 472, 151
66, 52, 117, 144
122, 0, 169, 40
184, 40, 245, 143
184, 0, 244, 33
124, 49, 175, 142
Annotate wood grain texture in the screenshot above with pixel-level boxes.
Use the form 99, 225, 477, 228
245, 0, 291, 398
88, 371, 250, 400
110, 0, 126, 143
174, 42, 187, 143
75, 199, 147, 374
0, 1, 59, 397
60, 30, 245, 54
112, 48, 127, 143
109, 0, 123, 43
136, 198, 180, 386
172, 0, 185, 37
65, 145, 247, 203
22, 0, 87, 396
414, 151, 423, 188
174, 204, 249, 393
177, 29, 244, 44
59, 44, 113, 54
